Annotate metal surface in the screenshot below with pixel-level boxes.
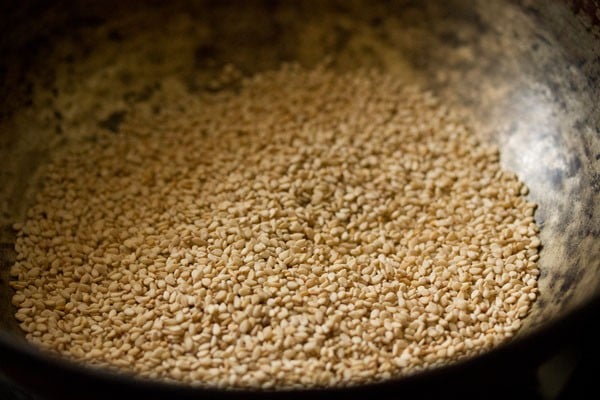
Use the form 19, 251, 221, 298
0, 0, 599, 398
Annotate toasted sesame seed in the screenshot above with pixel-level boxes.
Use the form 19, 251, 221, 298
9, 65, 540, 389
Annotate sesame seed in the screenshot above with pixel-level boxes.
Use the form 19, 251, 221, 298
9, 65, 540, 389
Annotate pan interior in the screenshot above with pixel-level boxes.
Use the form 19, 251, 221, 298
0, 0, 599, 370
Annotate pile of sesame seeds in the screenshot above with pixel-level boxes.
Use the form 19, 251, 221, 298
10, 65, 540, 388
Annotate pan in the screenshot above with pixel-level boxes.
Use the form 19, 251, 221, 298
0, 1, 599, 398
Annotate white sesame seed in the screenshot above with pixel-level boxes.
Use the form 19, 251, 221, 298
9, 65, 540, 389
